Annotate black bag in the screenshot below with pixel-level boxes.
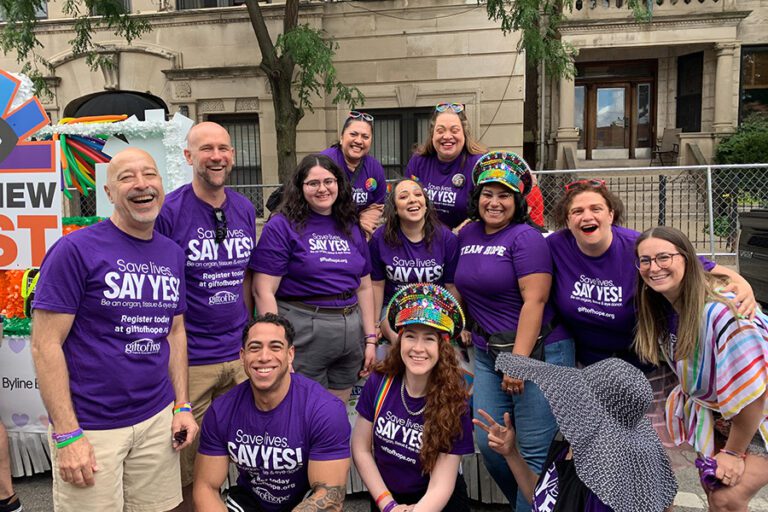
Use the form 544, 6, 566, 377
487, 330, 545, 362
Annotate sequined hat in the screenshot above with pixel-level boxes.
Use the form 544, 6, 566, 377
472, 151, 533, 196
496, 355, 678, 512
386, 283, 465, 339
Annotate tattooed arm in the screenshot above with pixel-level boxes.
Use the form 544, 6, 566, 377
293, 458, 350, 512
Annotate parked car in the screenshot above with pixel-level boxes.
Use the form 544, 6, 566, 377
738, 209, 768, 307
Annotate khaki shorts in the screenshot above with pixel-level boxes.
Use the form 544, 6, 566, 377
51, 403, 181, 512
180, 359, 247, 487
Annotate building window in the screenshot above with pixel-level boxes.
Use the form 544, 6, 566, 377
206, 114, 264, 214
176, 0, 244, 9
740, 46, 768, 121
90, 0, 131, 14
0, 2, 47, 20
365, 108, 433, 180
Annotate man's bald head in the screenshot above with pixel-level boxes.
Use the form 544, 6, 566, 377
184, 122, 234, 192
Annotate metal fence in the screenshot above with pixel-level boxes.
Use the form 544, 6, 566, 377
63, 163, 768, 259
533, 163, 768, 258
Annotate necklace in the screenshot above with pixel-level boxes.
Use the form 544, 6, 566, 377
400, 379, 426, 416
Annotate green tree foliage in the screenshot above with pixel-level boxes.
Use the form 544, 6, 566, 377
715, 114, 768, 165
0, 0, 149, 90
485, 0, 650, 79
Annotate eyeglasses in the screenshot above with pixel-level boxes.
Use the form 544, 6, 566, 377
635, 252, 681, 270
565, 179, 607, 192
213, 208, 227, 244
303, 178, 338, 190
435, 102, 465, 114
349, 111, 374, 122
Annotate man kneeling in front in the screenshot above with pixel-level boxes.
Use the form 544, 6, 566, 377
193, 313, 351, 512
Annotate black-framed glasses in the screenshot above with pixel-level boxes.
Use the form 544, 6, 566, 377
435, 102, 465, 114
213, 208, 227, 244
349, 111, 374, 122
303, 178, 338, 190
635, 252, 681, 270
565, 178, 606, 192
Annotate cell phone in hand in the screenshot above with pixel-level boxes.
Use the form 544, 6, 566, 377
173, 428, 187, 444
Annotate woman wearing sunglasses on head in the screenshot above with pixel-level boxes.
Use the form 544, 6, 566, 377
634, 226, 768, 512
352, 284, 474, 512
405, 103, 487, 230
252, 154, 377, 404
545, 179, 755, 368
321, 111, 387, 237
453, 152, 574, 512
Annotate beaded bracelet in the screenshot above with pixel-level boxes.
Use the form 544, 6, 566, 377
720, 448, 747, 459
173, 402, 193, 414
375, 491, 391, 507
382, 500, 398, 512
52, 428, 83, 443
56, 433, 84, 449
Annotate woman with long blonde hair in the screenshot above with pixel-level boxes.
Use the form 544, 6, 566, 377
634, 226, 768, 512
352, 284, 473, 512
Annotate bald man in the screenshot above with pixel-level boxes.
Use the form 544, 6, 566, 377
155, 123, 257, 510
31, 148, 198, 512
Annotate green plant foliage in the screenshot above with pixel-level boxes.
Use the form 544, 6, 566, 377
275, 24, 364, 113
485, 0, 651, 80
715, 114, 768, 165
0, 0, 149, 93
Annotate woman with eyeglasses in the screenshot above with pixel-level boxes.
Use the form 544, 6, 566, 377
369, 178, 460, 344
321, 111, 387, 237
545, 179, 755, 368
634, 226, 768, 512
252, 154, 377, 403
453, 152, 574, 512
352, 284, 474, 512
406, 102, 487, 230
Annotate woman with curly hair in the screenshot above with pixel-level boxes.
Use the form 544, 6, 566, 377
405, 102, 487, 230
252, 154, 377, 403
352, 284, 473, 512
634, 226, 768, 512
370, 178, 460, 344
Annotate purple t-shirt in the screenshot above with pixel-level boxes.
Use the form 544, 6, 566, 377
546, 225, 715, 365
32, 220, 186, 430
356, 371, 474, 495
406, 152, 484, 229
320, 146, 387, 210
369, 224, 458, 305
198, 375, 351, 512
454, 222, 568, 351
252, 212, 371, 307
155, 184, 256, 365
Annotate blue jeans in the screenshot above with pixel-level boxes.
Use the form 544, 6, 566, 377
473, 339, 575, 512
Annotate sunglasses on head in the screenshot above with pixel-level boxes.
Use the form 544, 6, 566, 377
213, 208, 227, 244
435, 102, 465, 114
349, 111, 374, 122
564, 178, 607, 192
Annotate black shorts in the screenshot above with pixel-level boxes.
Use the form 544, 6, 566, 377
225, 486, 265, 512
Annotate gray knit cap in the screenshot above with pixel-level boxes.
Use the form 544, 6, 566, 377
495, 354, 678, 512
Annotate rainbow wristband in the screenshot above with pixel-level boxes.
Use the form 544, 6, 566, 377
52, 428, 83, 443
56, 433, 84, 449
720, 448, 747, 460
382, 500, 398, 512
375, 491, 391, 507
173, 402, 193, 414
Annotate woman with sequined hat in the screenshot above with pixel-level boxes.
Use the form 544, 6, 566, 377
454, 150, 574, 511
476, 354, 678, 512
352, 284, 474, 512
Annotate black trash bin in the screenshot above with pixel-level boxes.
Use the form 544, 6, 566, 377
738, 209, 768, 307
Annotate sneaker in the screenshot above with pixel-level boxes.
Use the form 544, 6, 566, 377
0, 494, 22, 512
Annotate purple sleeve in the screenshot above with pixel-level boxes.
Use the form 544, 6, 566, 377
308, 397, 352, 461
355, 227, 372, 277
442, 229, 459, 285
369, 157, 387, 205
32, 237, 85, 314
511, 227, 553, 279
699, 255, 716, 272
198, 400, 228, 456
355, 372, 381, 422
448, 404, 475, 456
251, 215, 292, 276
368, 231, 386, 282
